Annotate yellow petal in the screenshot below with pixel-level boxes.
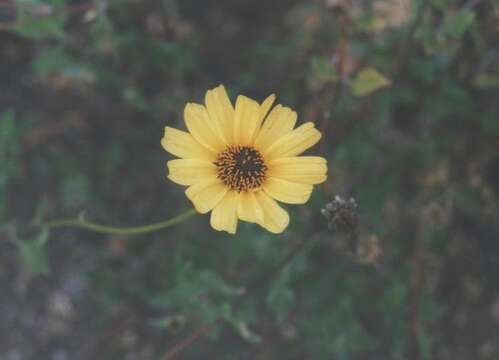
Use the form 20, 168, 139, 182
262, 177, 313, 204
185, 178, 228, 214
259, 94, 275, 123
267, 156, 328, 184
161, 126, 216, 161
253, 105, 297, 151
237, 191, 264, 223
233, 95, 261, 145
210, 191, 239, 234
167, 159, 217, 186
254, 191, 289, 234
263, 122, 321, 160
184, 103, 225, 152
205, 85, 234, 145
245, 93, 276, 145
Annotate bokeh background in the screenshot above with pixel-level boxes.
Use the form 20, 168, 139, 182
1, 0, 499, 359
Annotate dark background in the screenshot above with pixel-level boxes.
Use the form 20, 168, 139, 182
1, 0, 499, 359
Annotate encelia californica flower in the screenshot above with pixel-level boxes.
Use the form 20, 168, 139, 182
161, 85, 327, 234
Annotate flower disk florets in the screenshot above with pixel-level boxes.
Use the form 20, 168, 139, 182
214, 145, 267, 192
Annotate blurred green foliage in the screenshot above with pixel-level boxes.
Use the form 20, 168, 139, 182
0, 111, 20, 222
1, 0, 499, 359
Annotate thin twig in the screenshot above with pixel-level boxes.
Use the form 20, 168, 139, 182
317, 8, 348, 199
319, 10, 347, 148
161, 317, 225, 360
408, 232, 424, 360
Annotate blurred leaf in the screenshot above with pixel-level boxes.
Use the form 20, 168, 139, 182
123, 86, 149, 112
32, 47, 95, 82
148, 315, 186, 332
61, 174, 90, 209
431, 0, 456, 12
14, 17, 65, 41
409, 58, 440, 84
0, 110, 22, 220
443, 10, 475, 38
225, 318, 262, 344
310, 56, 337, 83
472, 72, 499, 89
157, 42, 197, 73
11, 0, 68, 40
416, 15, 439, 54
0, 110, 16, 138
352, 67, 390, 96
424, 226, 449, 253
429, 82, 472, 120
419, 326, 433, 360
224, 295, 262, 344
453, 186, 483, 214
479, 111, 499, 135
32, 197, 49, 225
266, 267, 295, 323
379, 281, 408, 311
150, 259, 241, 328
355, 14, 386, 32
32, 47, 72, 78
13, 227, 51, 275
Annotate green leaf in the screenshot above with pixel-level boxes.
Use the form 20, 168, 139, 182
12, 0, 67, 40
310, 56, 337, 83
14, 17, 66, 41
225, 316, 262, 344
0, 110, 16, 139
234, 321, 262, 344
355, 13, 386, 32
431, 0, 457, 12
419, 326, 433, 360
0, 110, 22, 221
444, 10, 475, 38
352, 67, 390, 96
149, 259, 241, 327
266, 268, 295, 323
32, 47, 95, 82
60, 174, 90, 208
123, 86, 149, 112
479, 111, 499, 136
14, 228, 51, 276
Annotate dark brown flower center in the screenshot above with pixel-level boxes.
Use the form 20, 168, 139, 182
214, 145, 267, 192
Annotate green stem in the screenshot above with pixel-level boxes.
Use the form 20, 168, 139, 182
41, 208, 197, 235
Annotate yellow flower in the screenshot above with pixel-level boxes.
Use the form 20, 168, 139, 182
161, 85, 327, 234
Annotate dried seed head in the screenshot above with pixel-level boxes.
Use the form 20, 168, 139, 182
322, 195, 359, 234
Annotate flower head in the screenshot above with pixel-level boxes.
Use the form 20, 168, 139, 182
161, 85, 327, 234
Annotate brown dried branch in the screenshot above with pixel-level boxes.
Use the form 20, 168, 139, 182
314, 7, 349, 199
408, 233, 424, 360
23, 115, 87, 150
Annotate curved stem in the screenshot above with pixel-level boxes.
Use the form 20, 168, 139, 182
42, 208, 197, 235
